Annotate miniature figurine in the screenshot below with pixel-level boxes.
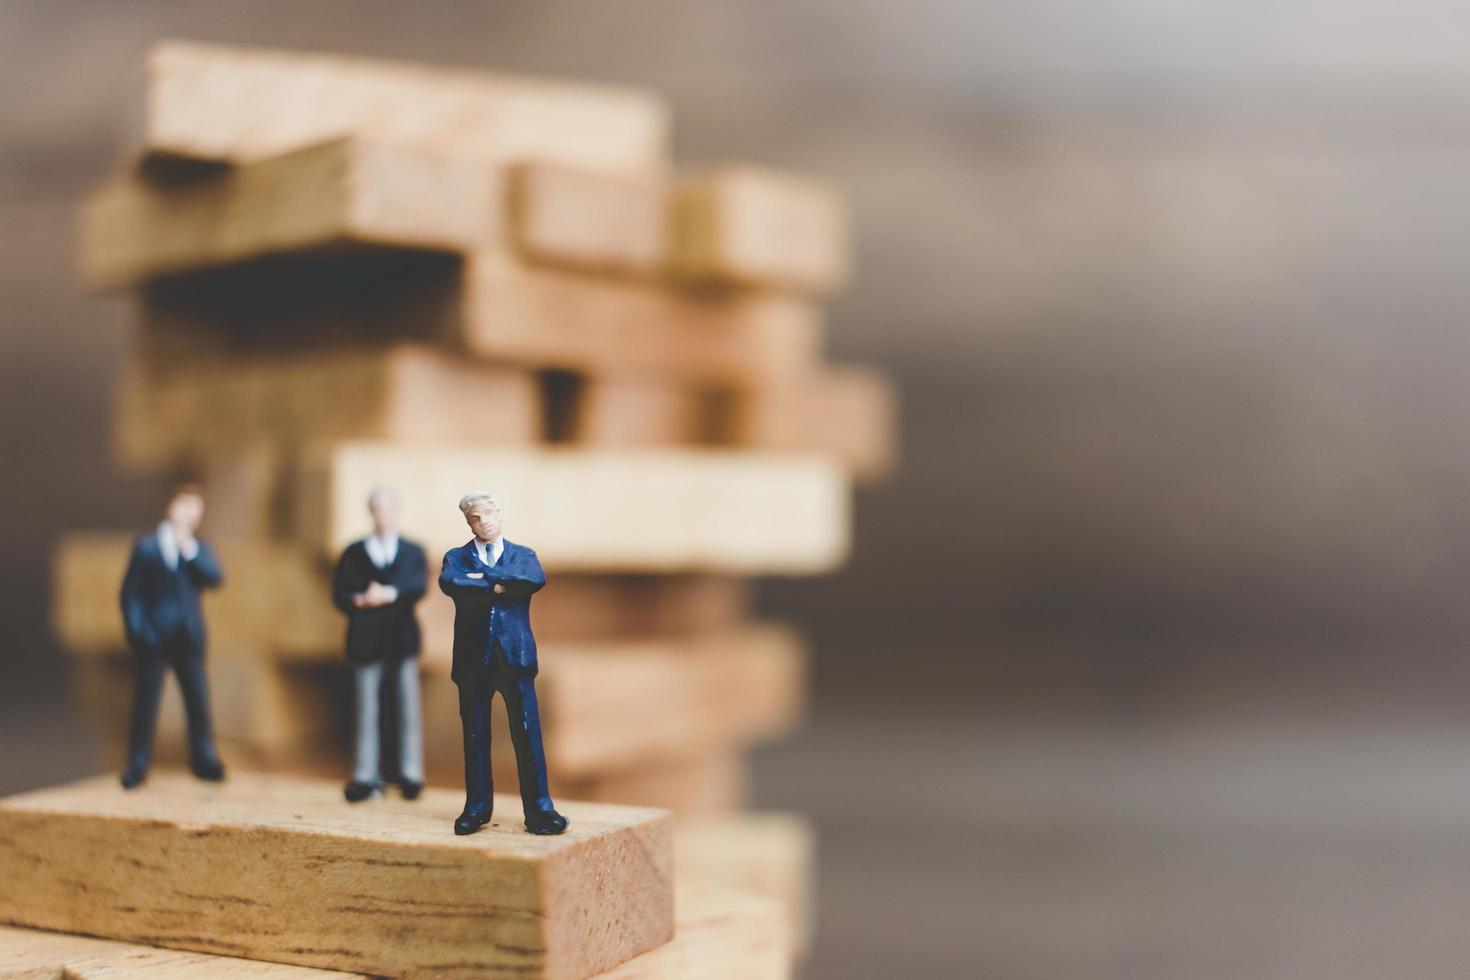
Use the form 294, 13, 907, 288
118, 483, 225, 789
332, 486, 428, 803
439, 491, 568, 836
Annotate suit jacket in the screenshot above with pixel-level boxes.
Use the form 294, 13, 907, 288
119, 532, 223, 655
438, 539, 546, 684
332, 537, 428, 664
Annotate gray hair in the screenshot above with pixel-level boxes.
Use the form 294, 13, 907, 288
458, 490, 500, 514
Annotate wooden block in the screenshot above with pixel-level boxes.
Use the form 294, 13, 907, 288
144, 40, 669, 175
556, 375, 709, 447
510, 163, 668, 275
304, 442, 850, 573
719, 365, 899, 481
114, 341, 542, 470
82, 137, 503, 290
598, 887, 790, 980
142, 251, 822, 388
675, 813, 815, 956
0, 923, 364, 978
673, 167, 849, 294
0, 772, 673, 979
552, 749, 749, 818
0, 888, 788, 980
55, 533, 755, 660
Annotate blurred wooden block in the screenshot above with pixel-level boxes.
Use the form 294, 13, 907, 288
721, 365, 899, 481
303, 443, 850, 573
415, 627, 800, 782
144, 251, 822, 387
144, 39, 669, 175
510, 162, 668, 275
0, 888, 787, 980
676, 813, 816, 956
115, 342, 542, 469
0, 924, 364, 978
599, 887, 790, 980
674, 167, 848, 294
552, 749, 749, 818
54, 533, 755, 659
82, 137, 503, 290
558, 375, 709, 447
0, 772, 673, 980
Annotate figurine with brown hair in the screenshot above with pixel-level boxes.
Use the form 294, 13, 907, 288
439, 491, 568, 836
118, 484, 225, 789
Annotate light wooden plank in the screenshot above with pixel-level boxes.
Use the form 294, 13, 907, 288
0, 923, 364, 978
509, 162, 668, 275
114, 341, 542, 470
141, 250, 823, 387
82, 137, 503, 290
552, 749, 749, 819
673, 166, 849, 294
676, 813, 816, 956
0, 773, 673, 980
144, 40, 669, 175
304, 443, 849, 573
720, 364, 899, 481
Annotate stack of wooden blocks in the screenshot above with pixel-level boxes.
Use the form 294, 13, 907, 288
26, 39, 896, 978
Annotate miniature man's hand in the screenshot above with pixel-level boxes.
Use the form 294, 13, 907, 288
493, 583, 506, 594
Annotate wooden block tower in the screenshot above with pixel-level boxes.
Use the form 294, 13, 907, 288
33, 38, 898, 974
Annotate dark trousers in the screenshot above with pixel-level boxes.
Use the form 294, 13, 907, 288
127, 634, 219, 772
457, 645, 554, 816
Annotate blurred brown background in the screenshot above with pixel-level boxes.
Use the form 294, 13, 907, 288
8, 2, 1470, 978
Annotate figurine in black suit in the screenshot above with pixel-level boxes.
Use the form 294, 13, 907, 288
439, 491, 568, 836
331, 486, 428, 803
118, 484, 225, 789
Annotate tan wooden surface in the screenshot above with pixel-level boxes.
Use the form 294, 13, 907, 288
0, 923, 365, 978
675, 813, 815, 956
0, 772, 672, 979
720, 364, 899, 481
141, 250, 822, 388
54, 533, 754, 656
554, 749, 749, 819
562, 376, 709, 448
302, 442, 849, 573
673, 167, 848, 294
82, 137, 503, 290
143, 40, 669, 175
114, 342, 541, 469
0, 886, 788, 979
509, 162, 668, 276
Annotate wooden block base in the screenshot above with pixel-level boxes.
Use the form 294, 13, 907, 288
0, 772, 673, 980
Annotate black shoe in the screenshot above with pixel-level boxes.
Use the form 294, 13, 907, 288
191, 757, 226, 782
454, 808, 491, 836
400, 780, 423, 801
120, 766, 147, 790
344, 780, 383, 803
524, 808, 569, 836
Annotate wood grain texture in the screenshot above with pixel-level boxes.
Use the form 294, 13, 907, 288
0, 923, 364, 978
141, 250, 823, 388
0, 772, 673, 979
675, 813, 815, 956
144, 40, 669, 175
0, 887, 787, 979
673, 167, 849, 294
303, 442, 850, 573
82, 137, 503, 291
114, 341, 541, 469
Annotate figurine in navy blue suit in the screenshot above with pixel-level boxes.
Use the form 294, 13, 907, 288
118, 484, 225, 789
439, 491, 568, 836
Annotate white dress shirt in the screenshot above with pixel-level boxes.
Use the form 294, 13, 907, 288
473, 537, 505, 566
364, 532, 400, 569
156, 521, 198, 572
